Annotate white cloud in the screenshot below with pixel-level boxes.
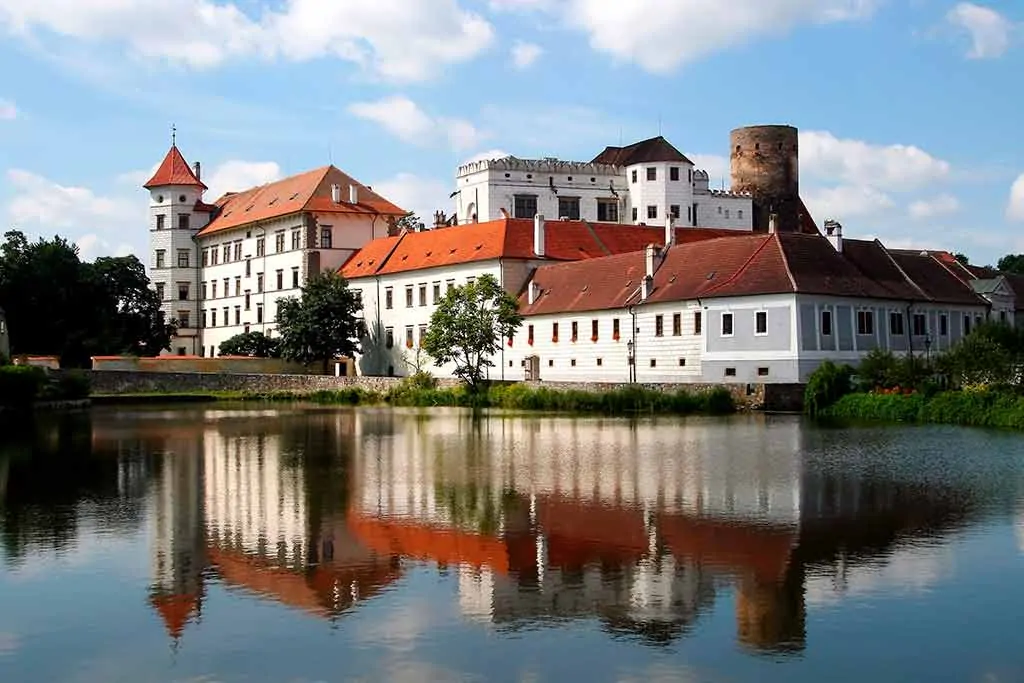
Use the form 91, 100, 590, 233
204, 160, 282, 200
0, 0, 494, 82
800, 130, 951, 191
689, 154, 729, 184
0, 99, 16, 120
1008, 173, 1024, 221
511, 41, 543, 69
909, 194, 961, 220
349, 96, 485, 151
947, 3, 1014, 59
75, 234, 135, 261
496, 0, 879, 72
462, 148, 511, 165
371, 172, 452, 223
803, 184, 896, 220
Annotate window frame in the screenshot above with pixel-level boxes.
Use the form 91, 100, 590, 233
720, 312, 733, 337
755, 310, 768, 336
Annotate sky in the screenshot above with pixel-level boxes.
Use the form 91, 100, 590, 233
0, 0, 1023, 266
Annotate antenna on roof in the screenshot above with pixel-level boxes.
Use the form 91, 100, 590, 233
171, 123, 176, 147
328, 144, 333, 165
658, 114, 662, 136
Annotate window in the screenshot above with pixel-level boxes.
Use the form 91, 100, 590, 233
655, 315, 664, 337
513, 194, 538, 219
725, 209, 730, 219
670, 167, 680, 181
432, 282, 441, 304
912, 313, 927, 336
613, 318, 620, 340
890, 311, 905, 336
597, 358, 603, 366
632, 207, 638, 222
725, 368, 737, 377
672, 313, 682, 336
155, 283, 165, 301
694, 311, 702, 335
446, 279, 456, 293
571, 321, 579, 342
276, 270, 283, 290
647, 205, 658, 220
940, 313, 949, 336
591, 319, 599, 341
597, 199, 619, 222
257, 273, 264, 293
528, 324, 534, 345
178, 214, 190, 230
646, 167, 657, 181
178, 283, 189, 301
211, 309, 217, 327
256, 237, 265, 257
233, 242, 242, 261
1000, 310, 1008, 323
155, 214, 166, 230
201, 282, 207, 299
647, 359, 656, 368
419, 284, 427, 307
234, 307, 241, 326
210, 246, 219, 265
292, 269, 299, 289
964, 315, 972, 335
291, 230, 301, 250
222, 244, 231, 263
320, 227, 332, 249
256, 304, 263, 324
405, 326, 414, 348
211, 281, 218, 298
631, 169, 638, 183
570, 359, 577, 367
275, 232, 285, 253
821, 310, 833, 336
857, 310, 875, 336
385, 328, 394, 349
385, 288, 394, 309
758, 367, 770, 377
222, 307, 228, 325
235, 277, 241, 296
202, 250, 209, 267
552, 322, 559, 343
173, 249, 190, 269
178, 311, 190, 329
558, 196, 581, 220
244, 292, 251, 310
670, 205, 681, 219
679, 358, 686, 367
755, 311, 768, 335
721, 312, 734, 336
406, 286, 414, 308
245, 259, 251, 278
201, 309, 207, 328
223, 278, 229, 294
155, 250, 166, 268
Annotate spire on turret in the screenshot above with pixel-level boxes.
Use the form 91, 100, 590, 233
144, 138, 207, 190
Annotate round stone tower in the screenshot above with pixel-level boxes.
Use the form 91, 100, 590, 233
730, 125, 800, 233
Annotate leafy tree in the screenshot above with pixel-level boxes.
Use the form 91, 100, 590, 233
997, 254, 1024, 274
394, 212, 425, 232
218, 331, 281, 357
91, 255, 174, 356
953, 253, 970, 266
421, 274, 523, 391
276, 271, 362, 373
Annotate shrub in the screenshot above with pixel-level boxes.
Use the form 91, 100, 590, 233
804, 361, 855, 416
54, 370, 91, 400
0, 365, 47, 407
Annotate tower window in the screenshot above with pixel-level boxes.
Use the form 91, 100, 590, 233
176, 249, 189, 268
178, 214, 190, 230
647, 205, 658, 220
670, 167, 680, 181
155, 214, 166, 230
646, 168, 657, 181
155, 250, 166, 269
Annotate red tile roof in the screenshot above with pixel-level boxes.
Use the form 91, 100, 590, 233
591, 136, 694, 166
340, 217, 744, 279
144, 145, 207, 190
196, 166, 406, 238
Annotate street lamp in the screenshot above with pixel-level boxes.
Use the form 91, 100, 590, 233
924, 334, 932, 364
626, 339, 635, 383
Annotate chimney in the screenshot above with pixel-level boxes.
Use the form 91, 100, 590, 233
534, 214, 546, 258
824, 219, 843, 253
768, 212, 778, 234
664, 214, 675, 246
645, 242, 657, 279
192, 161, 201, 181
528, 280, 539, 305
349, 184, 359, 204
331, 184, 342, 203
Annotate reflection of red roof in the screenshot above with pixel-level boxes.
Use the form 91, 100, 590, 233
347, 512, 514, 574
658, 514, 796, 582
149, 592, 200, 640
144, 145, 207, 190
538, 498, 648, 567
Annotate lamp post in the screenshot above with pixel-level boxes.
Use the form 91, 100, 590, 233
627, 339, 635, 384
924, 334, 932, 365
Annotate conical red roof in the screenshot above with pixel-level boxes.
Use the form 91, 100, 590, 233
144, 145, 207, 190
150, 592, 200, 640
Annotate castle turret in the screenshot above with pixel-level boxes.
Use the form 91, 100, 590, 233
730, 126, 801, 233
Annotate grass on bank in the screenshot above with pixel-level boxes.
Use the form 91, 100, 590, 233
94, 376, 736, 416
822, 388, 1024, 429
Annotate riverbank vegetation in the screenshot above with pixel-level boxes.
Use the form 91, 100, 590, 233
0, 366, 91, 409
805, 322, 1024, 428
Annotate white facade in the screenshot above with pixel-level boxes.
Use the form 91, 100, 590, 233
455, 155, 753, 231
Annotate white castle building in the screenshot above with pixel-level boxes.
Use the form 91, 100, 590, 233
144, 142, 407, 356
454, 136, 752, 230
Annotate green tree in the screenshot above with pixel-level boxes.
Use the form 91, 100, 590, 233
954, 253, 970, 266
394, 212, 424, 232
421, 274, 523, 391
218, 331, 281, 357
276, 271, 362, 373
91, 255, 175, 356
997, 254, 1024, 274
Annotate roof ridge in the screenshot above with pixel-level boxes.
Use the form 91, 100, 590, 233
774, 234, 799, 292
581, 220, 613, 256
702, 235, 776, 295
877, 239, 931, 301
372, 230, 408, 275
299, 166, 335, 211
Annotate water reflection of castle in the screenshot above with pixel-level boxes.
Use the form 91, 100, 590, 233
88, 408, 974, 652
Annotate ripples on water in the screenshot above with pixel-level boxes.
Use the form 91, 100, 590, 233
1, 406, 1024, 683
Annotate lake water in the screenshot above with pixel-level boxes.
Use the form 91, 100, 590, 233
1, 406, 1023, 683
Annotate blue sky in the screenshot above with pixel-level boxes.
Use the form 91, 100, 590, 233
0, 0, 1022, 265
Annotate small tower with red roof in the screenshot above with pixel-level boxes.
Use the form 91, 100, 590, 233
145, 130, 210, 355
